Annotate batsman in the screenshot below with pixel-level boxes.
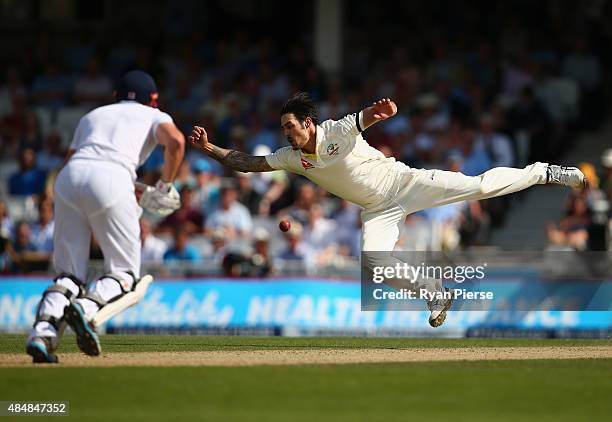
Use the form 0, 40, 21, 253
26, 71, 185, 363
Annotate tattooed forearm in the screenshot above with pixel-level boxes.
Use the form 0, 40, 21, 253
224, 150, 274, 172
205, 144, 274, 172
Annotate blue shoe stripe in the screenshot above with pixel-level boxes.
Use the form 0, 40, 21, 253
67, 303, 101, 356
26, 340, 56, 363
29, 341, 48, 357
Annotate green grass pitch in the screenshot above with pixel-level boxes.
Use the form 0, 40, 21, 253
1, 335, 611, 421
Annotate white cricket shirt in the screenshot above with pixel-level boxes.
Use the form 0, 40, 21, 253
70, 101, 173, 180
265, 113, 404, 209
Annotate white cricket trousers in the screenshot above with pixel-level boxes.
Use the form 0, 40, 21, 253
53, 159, 142, 281
361, 162, 548, 251
360, 163, 547, 294
31, 159, 142, 338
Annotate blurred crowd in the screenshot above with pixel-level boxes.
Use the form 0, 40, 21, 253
546, 151, 612, 251
0, 1, 611, 274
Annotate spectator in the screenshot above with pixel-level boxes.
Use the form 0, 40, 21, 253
277, 222, 315, 268
221, 227, 273, 277
601, 149, 612, 202
473, 113, 515, 168
562, 38, 604, 128
205, 183, 253, 240
576, 162, 609, 251
191, 159, 221, 214
30, 62, 72, 112
73, 57, 113, 109
318, 85, 348, 121
208, 228, 228, 266
36, 133, 65, 172
250, 144, 289, 216
30, 198, 54, 253
279, 183, 316, 226
250, 227, 273, 276
333, 199, 360, 233
303, 203, 338, 263
19, 110, 42, 152
236, 172, 262, 215
337, 210, 362, 258
8, 148, 47, 197
0, 200, 14, 239
0, 66, 27, 118
140, 218, 167, 264
157, 186, 204, 235
163, 227, 202, 263
245, 116, 278, 153
502, 55, 535, 100
226, 125, 248, 151
535, 64, 579, 126
562, 38, 602, 92
459, 201, 491, 246
0, 92, 28, 158
217, 98, 246, 145
441, 153, 491, 246
577, 163, 606, 208
199, 78, 230, 124
166, 75, 202, 134
454, 125, 491, 177
0, 231, 15, 273
259, 62, 289, 104
508, 86, 552, 163
10, 221, 40, 272
423, 202, 465, 251
547, 196, 591, 251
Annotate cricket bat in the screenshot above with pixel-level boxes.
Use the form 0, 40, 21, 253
92, 275, 154, 328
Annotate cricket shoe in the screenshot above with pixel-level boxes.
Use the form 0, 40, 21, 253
26, 336, 59, 364
427, 288, 454, 328
64, 302, 101, 356
546, 165, 587, 189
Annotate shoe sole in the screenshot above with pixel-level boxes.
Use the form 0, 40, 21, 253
429, 298, 455, 328
26, 341, 58, 364
65, 304, 101, 356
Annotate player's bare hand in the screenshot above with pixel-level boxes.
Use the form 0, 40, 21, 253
372, 98, 397, 120
188, 126, 209, 150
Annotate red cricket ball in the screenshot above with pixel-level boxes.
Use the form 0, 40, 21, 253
279, 219, 291, 232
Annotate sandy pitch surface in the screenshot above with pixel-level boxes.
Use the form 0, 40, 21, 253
2, 346, 612, 367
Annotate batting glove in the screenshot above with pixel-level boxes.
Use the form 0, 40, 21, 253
138, 180, 181, 217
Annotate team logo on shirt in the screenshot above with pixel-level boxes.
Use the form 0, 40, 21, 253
326, 143, 339, 156
300, 158, 315, 170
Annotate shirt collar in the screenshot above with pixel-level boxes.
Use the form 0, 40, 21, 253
302, 125, 324, 160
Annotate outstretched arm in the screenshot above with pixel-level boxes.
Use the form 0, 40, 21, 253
188, 126, 274, 173
360, 98, 398, 130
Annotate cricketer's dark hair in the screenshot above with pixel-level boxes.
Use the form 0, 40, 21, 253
280, 92, 318, 125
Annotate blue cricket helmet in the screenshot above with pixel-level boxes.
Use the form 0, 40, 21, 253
116, 70, 159, 106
